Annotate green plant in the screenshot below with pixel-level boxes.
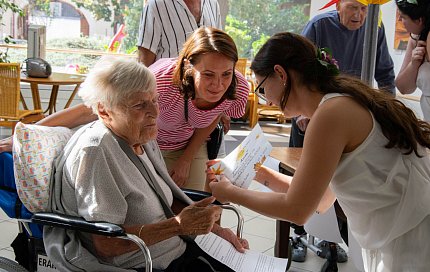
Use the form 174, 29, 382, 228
226, 0, 310, 59
0, 0, 23, 62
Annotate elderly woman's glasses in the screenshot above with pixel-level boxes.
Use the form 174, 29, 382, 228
253, 74, 269, 102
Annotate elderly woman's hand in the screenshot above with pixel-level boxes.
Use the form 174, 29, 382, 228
169, 159, 191, 187
175, 196, 221, 236
0, 136, 13, 153
212, 224, 249, 253
208, 175, 235, 204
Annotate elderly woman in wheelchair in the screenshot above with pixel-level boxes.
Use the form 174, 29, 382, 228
0, 57, 248, 272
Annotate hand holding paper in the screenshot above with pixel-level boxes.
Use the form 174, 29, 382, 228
209, 124, 272, 189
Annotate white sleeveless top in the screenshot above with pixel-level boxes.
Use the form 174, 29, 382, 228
417, 61, 430, 121
320, 93, 430, 249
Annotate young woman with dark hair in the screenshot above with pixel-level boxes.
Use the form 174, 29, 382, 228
396, 0, 430, 120
209, 32, 430, 271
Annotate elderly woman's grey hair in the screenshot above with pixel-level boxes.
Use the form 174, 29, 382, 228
78, 56, 156, 114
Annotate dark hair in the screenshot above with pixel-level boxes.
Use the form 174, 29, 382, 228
172, 27, 238, 101
396, 0, 430, 41
251, 32, 430, 156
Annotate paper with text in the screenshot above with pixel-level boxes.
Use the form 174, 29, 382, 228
210, 124, 272, 189
196, 232, 288, 272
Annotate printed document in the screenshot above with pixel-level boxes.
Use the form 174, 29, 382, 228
196, 232, 288, 272
210, 124, 272, 189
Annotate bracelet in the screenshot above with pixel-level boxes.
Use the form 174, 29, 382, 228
138, 224, 145, 238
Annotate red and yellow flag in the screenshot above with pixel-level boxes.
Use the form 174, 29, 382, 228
319, 0, 391, 10
318, 0, 392, 27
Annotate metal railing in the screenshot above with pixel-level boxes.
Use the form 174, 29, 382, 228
0, 43, 136, 58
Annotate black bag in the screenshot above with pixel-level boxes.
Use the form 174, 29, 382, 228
207, 122, 224, 160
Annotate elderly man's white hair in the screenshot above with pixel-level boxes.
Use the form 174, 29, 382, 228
78, 56, 156, 114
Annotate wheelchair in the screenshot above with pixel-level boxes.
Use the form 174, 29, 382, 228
0, 189, 245, 272
0, 119, 293, 271
0, 151, 247, 272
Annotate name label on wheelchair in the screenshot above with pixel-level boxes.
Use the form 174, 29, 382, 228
37, 254, 58, 271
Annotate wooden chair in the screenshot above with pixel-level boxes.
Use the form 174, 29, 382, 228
236, 58, 259, 127
0, 63, 44, 134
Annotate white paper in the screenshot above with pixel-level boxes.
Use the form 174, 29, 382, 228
210, 124, 273, 189
262, 156, 280, 172
196, 232, 288, 272
304, 205, 343, 243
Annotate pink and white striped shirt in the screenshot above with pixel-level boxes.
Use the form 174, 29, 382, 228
150, 58, 249, 150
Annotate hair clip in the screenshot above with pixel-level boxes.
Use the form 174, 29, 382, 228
316, 47, 340, 76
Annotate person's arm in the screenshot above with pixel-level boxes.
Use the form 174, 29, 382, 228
254, 166, 293, 193
92, 197, 222, 258
395, 38, 425, 94
136, 1, 160, 67
211, 223, 249, 253
210, 96, 370, 225
137, 46, 156, 67
169, 115, 221, 187
427, 34, 430, 61
0, 104, 96, 153
375, 25, 396, 94
37, 103, 97, 128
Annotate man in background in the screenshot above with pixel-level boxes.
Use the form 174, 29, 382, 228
137, 0, 222, 66
290, 0, 395, 263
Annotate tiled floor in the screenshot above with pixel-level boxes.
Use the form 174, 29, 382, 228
0, 120, 361, 271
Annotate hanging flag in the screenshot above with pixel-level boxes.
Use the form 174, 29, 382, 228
319, 0, 391, 10
107, 24, 126, 53
318, 0, 391, 26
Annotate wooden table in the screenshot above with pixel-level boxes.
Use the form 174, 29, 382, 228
21, 72, 86, 114
270, 147, 302, 258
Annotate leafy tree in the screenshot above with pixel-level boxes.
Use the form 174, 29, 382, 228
121, 0, 142, 53
71, 0, 138, 34
252, 34, 270, 58
227, 0, 310, 58
69, 0, 142, 52
225, 16, 252, 57
0, 0, 23, 62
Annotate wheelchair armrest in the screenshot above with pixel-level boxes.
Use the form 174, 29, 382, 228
31, 212, 126, 237
182, 189, 244, 238
31, 212, 153, 271
182, 188, 222, 205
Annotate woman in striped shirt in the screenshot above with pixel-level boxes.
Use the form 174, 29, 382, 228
152, 27, 249, 190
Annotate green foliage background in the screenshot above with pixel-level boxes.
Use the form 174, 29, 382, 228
225, 0, 310, 58
4, 0, 310, 66
65, 0, 310, 57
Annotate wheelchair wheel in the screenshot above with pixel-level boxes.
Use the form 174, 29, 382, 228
0, 257, 28, 272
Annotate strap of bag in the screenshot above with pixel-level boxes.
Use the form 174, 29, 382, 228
184, 98, 189, 122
